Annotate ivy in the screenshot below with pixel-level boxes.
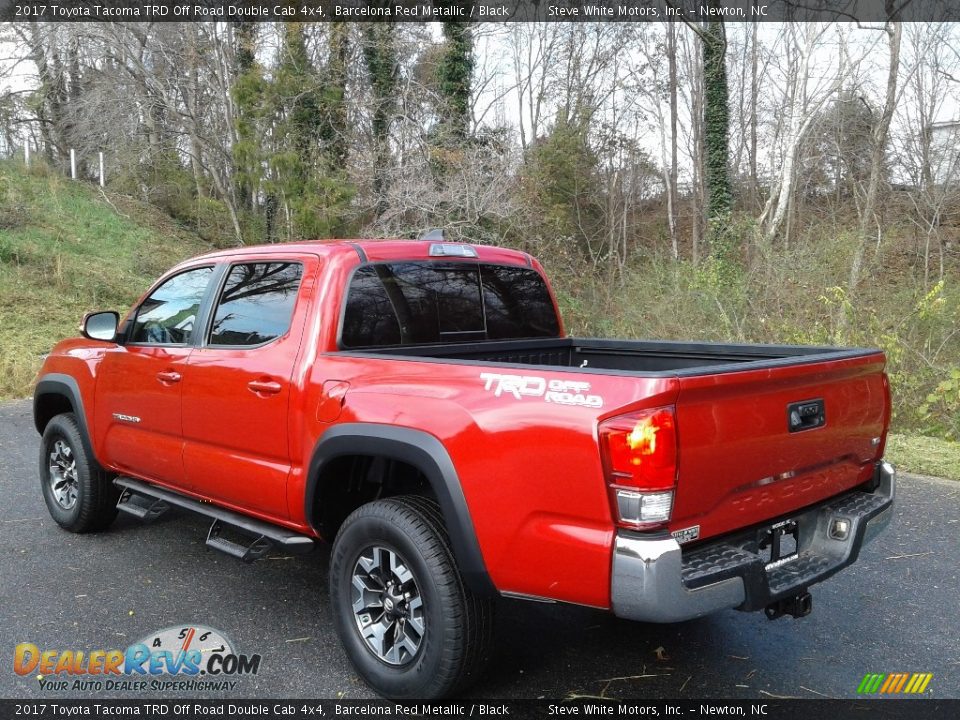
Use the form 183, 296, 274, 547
702, 17, 733, 268
437, 21, 474, 143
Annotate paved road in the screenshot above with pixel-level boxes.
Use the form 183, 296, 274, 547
1, 399, 958, 700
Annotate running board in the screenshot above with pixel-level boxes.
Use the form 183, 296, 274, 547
116, 489, 169, 521
206, 519, 274, 563
113, 477, 314, 562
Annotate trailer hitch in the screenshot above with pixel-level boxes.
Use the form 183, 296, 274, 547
765, 591, 813, 620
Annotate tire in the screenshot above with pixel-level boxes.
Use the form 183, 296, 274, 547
329, 495, 494, 699
39, 413, 119, 533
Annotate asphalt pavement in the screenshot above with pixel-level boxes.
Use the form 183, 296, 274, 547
1, 399, 958, 700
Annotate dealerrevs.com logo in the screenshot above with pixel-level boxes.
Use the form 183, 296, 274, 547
14, 625, 261, 692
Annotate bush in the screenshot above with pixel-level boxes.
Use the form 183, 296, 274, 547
195, 196, 235, 248
918, 368, 960, 440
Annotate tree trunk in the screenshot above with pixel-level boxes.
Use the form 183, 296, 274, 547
748, 21, 760, 210
186, 26, 206, 199
327, 22, 349, 169
702, 17, 732, 231
689, 34, 705, 265
667, 19, 679, 261
439, 22, 475, 142
363, 23, 398, 219
847, 17, 902, 294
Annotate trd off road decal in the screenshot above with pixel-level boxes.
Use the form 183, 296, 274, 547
480, 372, 604, 408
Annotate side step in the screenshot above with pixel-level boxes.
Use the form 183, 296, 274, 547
116, 490, 170, 522
206, 519, 274, 563
114, 477, 314, 562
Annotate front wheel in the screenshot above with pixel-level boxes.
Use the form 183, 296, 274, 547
329, 496, 494, 699
39, 413, 118, 533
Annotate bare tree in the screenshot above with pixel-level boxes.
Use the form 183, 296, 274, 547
847, 9, 903, 293
759, 23, 862, 244
505, 24, 558, 150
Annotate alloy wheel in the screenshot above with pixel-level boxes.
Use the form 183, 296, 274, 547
351, 545, 425, 666
48, 439, 79, 510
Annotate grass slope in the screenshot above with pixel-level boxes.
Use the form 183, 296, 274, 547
886, 434, 960, 481
0, 160, 212, 398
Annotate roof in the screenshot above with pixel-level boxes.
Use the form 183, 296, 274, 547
186, 239, 533, 267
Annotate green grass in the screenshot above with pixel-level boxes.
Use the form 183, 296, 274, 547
0, 160, 212, 398
884, 433, 960, 481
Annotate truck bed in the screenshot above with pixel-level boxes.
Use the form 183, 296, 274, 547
351, 336, 877, 376
346, 336, 889, 544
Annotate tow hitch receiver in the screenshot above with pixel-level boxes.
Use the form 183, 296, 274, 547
765, 591, 813, 620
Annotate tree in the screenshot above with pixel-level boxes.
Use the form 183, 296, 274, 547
232, 21, 259, 213
506, 24, 558, 151
634, 22, 680, 260
268, 23, 353, 240
666, 19, 680, 259
799, 89, 876, 202
523, 109, 604, 262
847, 8, 903, 294
702, 18, 732, 228
437, 22, 474, 143
759, 23, 855, 245
363, 22, 399, 219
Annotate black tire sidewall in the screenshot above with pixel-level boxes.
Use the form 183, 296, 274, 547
39, 414, 101, 532
330, 504, 460, 699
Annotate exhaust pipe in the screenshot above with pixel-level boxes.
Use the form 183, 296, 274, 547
765, 591, 813, 620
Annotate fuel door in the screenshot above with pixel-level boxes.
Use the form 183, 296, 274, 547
317, 380, 350, 423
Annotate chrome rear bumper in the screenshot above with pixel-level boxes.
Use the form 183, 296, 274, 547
611, 461, 895, 623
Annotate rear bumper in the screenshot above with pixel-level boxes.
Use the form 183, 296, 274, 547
611, 461, 895, 623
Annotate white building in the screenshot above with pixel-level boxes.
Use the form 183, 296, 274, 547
928, 121, 960, 187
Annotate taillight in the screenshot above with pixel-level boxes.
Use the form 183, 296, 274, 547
599, 407, 678, 530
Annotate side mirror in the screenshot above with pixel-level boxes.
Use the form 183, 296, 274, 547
81, 311, 120, 342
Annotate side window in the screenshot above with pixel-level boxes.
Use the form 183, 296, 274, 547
129, 267, 214, 345
208, 262, 303, 347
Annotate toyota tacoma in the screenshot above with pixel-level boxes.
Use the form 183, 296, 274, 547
33, 239, 895, 698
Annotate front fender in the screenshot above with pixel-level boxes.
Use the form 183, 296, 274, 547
33, 372, 100, 464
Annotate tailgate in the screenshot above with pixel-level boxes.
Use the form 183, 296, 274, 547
670, 352, 889, 541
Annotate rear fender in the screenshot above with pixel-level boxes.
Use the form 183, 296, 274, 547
305, 423, 496, 597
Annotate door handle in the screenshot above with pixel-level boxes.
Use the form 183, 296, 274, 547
248, 378, 282, 396
156, 370, 182, 384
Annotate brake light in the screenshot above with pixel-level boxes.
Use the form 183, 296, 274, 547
599, 407, 678, 530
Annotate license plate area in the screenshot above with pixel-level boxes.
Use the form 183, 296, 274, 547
759, 519, 799, 570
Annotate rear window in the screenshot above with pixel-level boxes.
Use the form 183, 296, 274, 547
341, 262, 560, 348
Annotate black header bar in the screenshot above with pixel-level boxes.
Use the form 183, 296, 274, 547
0, 699, 956, 720
2, 0, 960, 23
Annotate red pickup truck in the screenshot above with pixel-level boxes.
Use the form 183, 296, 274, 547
33, 239, 894, 698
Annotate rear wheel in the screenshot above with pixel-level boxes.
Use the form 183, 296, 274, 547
329, 496, 494, 699
39, 413, 118, 533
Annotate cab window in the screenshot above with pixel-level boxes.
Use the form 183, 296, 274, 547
208, 262, 303, 347
128, 266, 214, 345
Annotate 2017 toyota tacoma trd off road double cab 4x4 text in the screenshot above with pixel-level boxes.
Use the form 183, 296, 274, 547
33, 239, 895, 698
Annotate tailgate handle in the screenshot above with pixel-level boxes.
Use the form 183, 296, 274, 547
788, 399, 825, 433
